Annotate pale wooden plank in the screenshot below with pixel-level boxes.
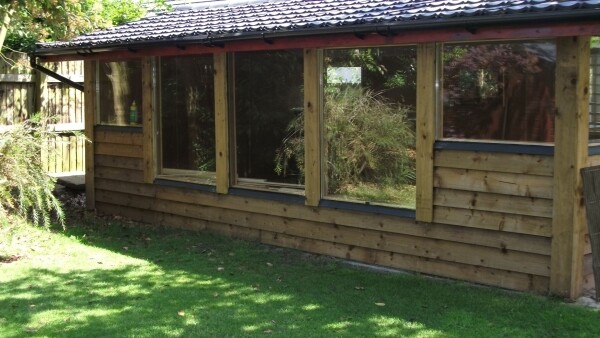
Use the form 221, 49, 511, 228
95, 154, 143, 170
214, 52, 229, 194
550, 36, 590, 299
434, 167, 553, 199
435, 150, 554, 176
95, 143, 143, 158
95, 166, 144, 183
433, 206, 552, 237
304, 48, 321, 206
99, 188, 550, 275
94, 130, 143, 145
96, 178, 156, 197
415, 42, 436, 222
587, 155, 600, 167
142, 57, 156, 183
261, 231, 549, 293
434, 188, 552, 218
153, 184, 550, 254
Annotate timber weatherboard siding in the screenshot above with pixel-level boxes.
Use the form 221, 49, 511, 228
93, 128, 553, 293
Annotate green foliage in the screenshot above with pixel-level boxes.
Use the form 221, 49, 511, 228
1, 0, 169, 52
0, 119, 64, 228
324, 87, 416, 192
276, 87, 416, 204
1, 218, 599, 337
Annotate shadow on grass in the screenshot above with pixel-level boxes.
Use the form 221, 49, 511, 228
1, 216, 599, 337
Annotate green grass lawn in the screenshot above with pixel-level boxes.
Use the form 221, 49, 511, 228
1, 213, 599, 337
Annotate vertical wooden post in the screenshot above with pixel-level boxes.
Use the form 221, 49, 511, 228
416, 43, 436, 223
142, 57, 156, 183
83, 60, 96, 210
551, 36, 591, 299
214, 52, 230, 194
304, 48, 321, 207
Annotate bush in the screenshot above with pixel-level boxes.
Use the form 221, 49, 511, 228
0, 119, 64, 227
276, 87, 416, 200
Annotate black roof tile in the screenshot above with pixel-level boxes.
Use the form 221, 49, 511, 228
36, 0, 600, 53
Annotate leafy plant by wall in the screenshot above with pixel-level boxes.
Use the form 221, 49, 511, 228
0, 118, 64, 227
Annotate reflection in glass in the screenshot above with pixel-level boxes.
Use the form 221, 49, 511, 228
442, 41, 556, 142
233, 50, 304, 188
160, 56, 215, 175
97, 60, 142, 126
323, 47, 417, 208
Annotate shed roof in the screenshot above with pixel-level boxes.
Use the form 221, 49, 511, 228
36, 0, 600, 55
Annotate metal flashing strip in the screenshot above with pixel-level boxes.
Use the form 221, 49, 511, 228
154, 178, 217, 193
228, 187, 305, 204
435, 140, 554, 156
589, 145, 600, 156
319, 199, 416, 219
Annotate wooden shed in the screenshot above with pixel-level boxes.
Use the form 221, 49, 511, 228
34, 0, 600, 299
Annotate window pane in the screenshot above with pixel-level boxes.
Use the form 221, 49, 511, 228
323, 47, 417, 208
591, 37, 600, 142
97, 60, 142, 126
160, 55, 215, 174
443, 40, 556, 142
233, 50, 304, 187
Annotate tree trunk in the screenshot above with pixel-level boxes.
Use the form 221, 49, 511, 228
0, 4, 14, 52
106, 62, 130, 125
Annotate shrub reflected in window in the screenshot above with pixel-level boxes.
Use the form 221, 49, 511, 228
442, 40, 556, 142
233, 50, 304, 191
322, 46, 417, 208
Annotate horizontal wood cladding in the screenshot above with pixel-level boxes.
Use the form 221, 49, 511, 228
95, 130, 143, 145
94, 194, 550, 292
433, 207, 552, 237
95, 186, 551, 276
434, 150, 553, 176
434, 189, 552, 218
434, 168, 553, 199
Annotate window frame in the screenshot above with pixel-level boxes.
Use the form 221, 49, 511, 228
319, 44, 419, 210
437, 38, 557, 144
227, 50, 306, 195
155, 54, 217, 186
95, 59, 143, 127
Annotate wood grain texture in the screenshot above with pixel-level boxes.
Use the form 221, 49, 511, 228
550, 36, 590, 299
214, 52, 230, 194
434, 188, 552, 218
415, 42, 436, 222
303, 48, 321, 206
435, 150, 554, 176
142, 57, 156, 183
434, 167, 553, 199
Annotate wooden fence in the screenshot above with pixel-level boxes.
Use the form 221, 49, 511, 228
0, 52, 85, 174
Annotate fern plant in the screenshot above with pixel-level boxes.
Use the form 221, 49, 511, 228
0, 118, 65, 228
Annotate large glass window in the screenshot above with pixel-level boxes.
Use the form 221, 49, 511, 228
97, 60, 142, 126
442, 40, 556, 142
232, 50, 304, 192
323, 46, 417, 208
159, 55, 215, 184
